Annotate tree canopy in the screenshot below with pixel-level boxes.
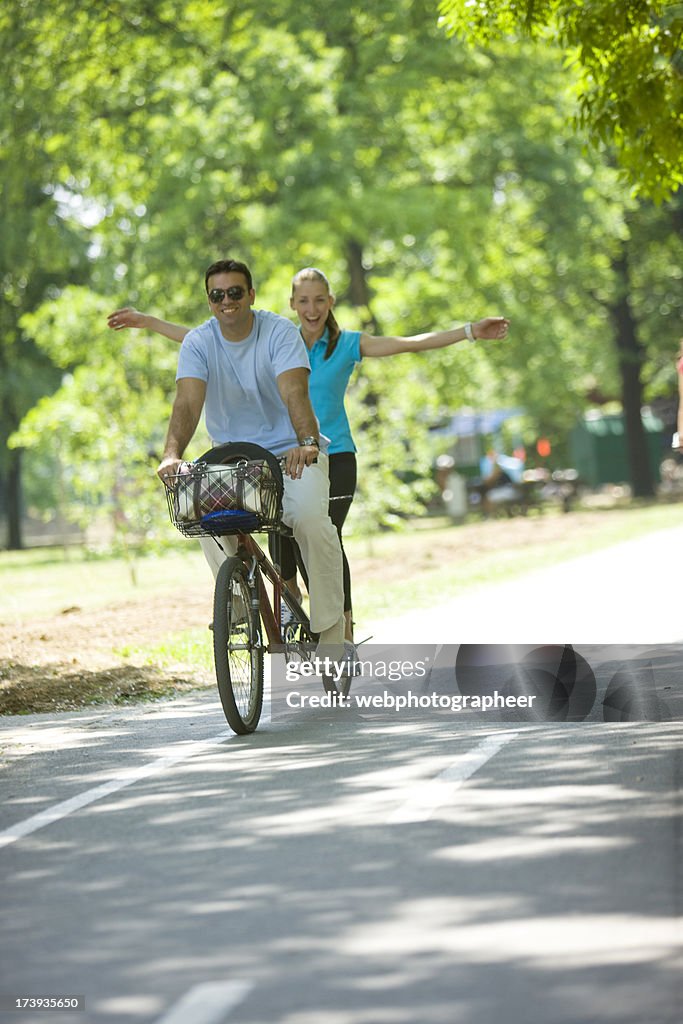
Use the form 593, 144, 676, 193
438, 0, 683, 202
2, 0, 682, 547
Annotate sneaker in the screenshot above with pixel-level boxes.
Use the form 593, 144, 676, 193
281, 601, 298, 628
281, 591, 303, 640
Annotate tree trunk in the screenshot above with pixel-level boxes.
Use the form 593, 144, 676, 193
609, 249, 655, 498
6, 447, 24, 549
345, 240, 383, 428
345, 240, 382, 334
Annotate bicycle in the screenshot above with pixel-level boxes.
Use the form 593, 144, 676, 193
164, 441, 352, 735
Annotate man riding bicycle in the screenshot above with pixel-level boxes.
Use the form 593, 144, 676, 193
157, 258, 346, 648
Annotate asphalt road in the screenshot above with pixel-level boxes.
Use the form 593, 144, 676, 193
0, 528, 681, 1024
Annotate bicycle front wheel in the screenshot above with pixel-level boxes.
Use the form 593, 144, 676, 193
213, 557, 264, 734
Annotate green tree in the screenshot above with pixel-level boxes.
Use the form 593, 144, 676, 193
10, 288, 191, 562
0, 0, 199, 547
438, 0, 683, 201
10, 0, 518, 530
5, 0, 681, 536
0, 106, 91, 547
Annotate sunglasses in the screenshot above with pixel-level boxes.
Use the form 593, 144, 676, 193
208, 286, 247, 303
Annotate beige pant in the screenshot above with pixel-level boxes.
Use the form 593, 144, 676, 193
200, 452, 344, 643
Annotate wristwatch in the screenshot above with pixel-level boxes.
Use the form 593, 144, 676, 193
299, 436, 320, 448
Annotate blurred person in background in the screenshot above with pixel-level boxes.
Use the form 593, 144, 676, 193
673, 337, 683, 450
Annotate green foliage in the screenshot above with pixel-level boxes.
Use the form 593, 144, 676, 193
347, 355, 442, 531
10, 289, 179, 553
438, 0, 683, 201
2, 0, 682, 542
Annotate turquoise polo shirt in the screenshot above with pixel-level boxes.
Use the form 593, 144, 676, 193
307, 328, 362, 454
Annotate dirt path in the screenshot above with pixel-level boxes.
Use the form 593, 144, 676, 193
0, 586, 215, 713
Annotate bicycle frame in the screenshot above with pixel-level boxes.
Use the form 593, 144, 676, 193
209, 489, 352, 651
217, 530, 311, 650
209, 522, 349, 733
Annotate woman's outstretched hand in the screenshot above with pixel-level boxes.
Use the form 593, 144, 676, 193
473, 317, 510, 340
107, 308, 146, 331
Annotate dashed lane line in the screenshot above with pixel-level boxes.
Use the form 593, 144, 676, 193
153, 981, 253, 1024
387, 731, 519, 824
0, 730, 232, 850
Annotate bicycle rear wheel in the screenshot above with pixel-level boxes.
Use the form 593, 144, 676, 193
213, 556, 264, 734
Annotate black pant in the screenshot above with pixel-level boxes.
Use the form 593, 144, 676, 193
270, 452, 357, 613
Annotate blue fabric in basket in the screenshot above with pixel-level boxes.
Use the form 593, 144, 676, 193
200, 509, 261, 534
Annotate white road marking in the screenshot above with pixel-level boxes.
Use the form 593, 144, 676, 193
153, 981, 252, 1024
0, 731, 232, 850
387, 732, 518, 823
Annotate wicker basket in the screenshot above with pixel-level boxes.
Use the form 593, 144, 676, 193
166, 458, 282, 537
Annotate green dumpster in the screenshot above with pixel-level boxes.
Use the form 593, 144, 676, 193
569, 412, 664, 487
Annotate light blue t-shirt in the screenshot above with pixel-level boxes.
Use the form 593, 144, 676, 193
177, 310, 316, 456
307, 328, 362, 454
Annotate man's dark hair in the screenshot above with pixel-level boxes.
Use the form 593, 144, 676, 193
204, 259, 253, 292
